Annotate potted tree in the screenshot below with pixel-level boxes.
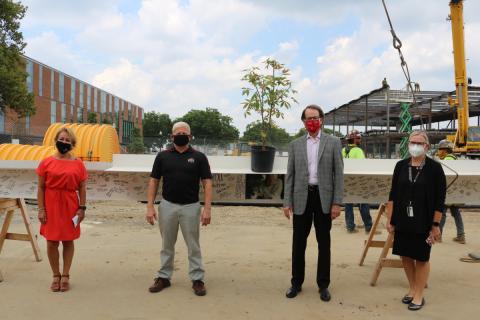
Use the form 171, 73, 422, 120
241, 58, 297, 172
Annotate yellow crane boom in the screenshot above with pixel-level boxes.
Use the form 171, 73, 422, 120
447, 0, 480, 156
449, 0, 469, 147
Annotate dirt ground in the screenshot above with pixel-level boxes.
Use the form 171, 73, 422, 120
1, 201, 479, 320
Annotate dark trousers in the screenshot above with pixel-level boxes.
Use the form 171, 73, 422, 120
291, 188, 332, 289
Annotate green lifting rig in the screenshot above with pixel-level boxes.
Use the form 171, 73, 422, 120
399, 102, 412, 158
388, 86, 414, 158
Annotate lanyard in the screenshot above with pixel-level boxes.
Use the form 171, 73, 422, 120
408, 159, 425, 204
408, 159, 425, 184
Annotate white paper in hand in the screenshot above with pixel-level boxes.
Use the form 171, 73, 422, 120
72, 215, 79, 228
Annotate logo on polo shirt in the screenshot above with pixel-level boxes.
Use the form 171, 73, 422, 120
188, 158, 195, 163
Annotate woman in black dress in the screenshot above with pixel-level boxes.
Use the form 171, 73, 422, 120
387, 130, 446, 311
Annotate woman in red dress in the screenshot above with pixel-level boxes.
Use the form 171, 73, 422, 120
37, 127, 87, 292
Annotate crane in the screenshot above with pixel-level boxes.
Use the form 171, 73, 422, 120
447, 0, 480, 156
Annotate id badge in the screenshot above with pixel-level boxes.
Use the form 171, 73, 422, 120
407, 205, 414, 218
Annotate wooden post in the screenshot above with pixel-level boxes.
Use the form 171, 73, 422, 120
358, 203, 403, 286
359, 204, 386, 266
0, 198, 42, 282
17, 199, 42, 262
370, 231, 403, 286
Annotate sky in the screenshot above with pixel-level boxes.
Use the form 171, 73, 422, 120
20, 0, 480, 135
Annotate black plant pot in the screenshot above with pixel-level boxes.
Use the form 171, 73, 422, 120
251, 145, 276, 172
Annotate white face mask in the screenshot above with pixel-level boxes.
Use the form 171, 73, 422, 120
408, 144, 425, 157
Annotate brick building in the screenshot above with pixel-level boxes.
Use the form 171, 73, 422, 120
0, 55, 143, 146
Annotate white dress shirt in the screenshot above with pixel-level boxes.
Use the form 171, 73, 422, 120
306, 132, 321, 185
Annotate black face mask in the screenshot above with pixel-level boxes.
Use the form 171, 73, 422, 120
56, 140, 72, 154
173, 134, 189, 147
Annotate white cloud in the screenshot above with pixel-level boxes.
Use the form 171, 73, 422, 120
20, 0, 480, 135
277, 3, 480, 135
25, 32, 96, 80
92, 58, 155, 105
137, 0, 201, 41
274, 40, 299, 64
22, 0, 121, 29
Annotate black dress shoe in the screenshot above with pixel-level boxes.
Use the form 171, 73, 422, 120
401, 295, 414, 304
319, 288, 331, 302
286, 286, 301, 298
408, 298, 425, 311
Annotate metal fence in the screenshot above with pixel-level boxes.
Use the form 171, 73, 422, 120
0, 131, 290, 157
143, 136, 290, 156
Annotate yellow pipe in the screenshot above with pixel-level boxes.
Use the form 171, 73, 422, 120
0, 145, 55, 160
7, 145, 29, 160
29, 145, 47, 160
3, 123, 121, 161
42, 123, 62, 146
16, 145, 34, 160
0, 144, 11, 156
0, 144, 15, 160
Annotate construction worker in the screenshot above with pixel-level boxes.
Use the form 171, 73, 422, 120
436, 139, 466, 244
342, 130, 373, 233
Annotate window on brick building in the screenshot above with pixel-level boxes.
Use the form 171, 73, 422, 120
59, 74, 65, 103
26, 60, 33, 93
39, 65, 43, 96
87, 85, 91, 109
0, 110, 5, 133
50, 70, 54, 99
94, 88, 98, 111
50, 101, 56, 124
79, 83, 84, 107
71, 79, 76, 106
61, 103, 66, 123
70, 105, 74, 123
77, 107, 84, 123
101, 91, 106, 113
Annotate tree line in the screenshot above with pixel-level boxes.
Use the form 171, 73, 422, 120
141, 108, 339, 151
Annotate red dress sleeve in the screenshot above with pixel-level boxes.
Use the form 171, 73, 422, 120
78, 159, 88, 182
36, 157, 51, 177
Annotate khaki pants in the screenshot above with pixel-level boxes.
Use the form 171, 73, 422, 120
155, 199, 204, 281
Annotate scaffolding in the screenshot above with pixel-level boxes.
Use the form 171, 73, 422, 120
324, 85, 480, 158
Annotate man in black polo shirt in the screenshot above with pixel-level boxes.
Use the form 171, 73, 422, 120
146, 121, 213, 296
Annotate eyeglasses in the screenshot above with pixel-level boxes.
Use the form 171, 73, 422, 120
409, 141, 426, 146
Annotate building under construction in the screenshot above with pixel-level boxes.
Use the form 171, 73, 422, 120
323, 84, 480, 158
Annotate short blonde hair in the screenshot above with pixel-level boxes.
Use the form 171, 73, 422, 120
172, 121, 191, 134
54, 127, 77, 147
409, 130, 429, 145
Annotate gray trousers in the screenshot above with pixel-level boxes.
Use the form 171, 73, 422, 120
156, 199, 205, 281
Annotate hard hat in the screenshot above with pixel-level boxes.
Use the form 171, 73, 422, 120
438, 139, 454, 150
346, 129, 361, 140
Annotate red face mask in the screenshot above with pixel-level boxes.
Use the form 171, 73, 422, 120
305, 119, 321, 133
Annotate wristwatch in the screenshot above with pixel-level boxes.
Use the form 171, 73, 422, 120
79, 205, 87, 210
432, 221, 440, 227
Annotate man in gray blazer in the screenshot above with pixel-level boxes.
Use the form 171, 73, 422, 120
283, 104, 344, 301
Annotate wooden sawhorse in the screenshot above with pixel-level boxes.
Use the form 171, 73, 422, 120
359, 203, 403, 286
0, 198, 42, 282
